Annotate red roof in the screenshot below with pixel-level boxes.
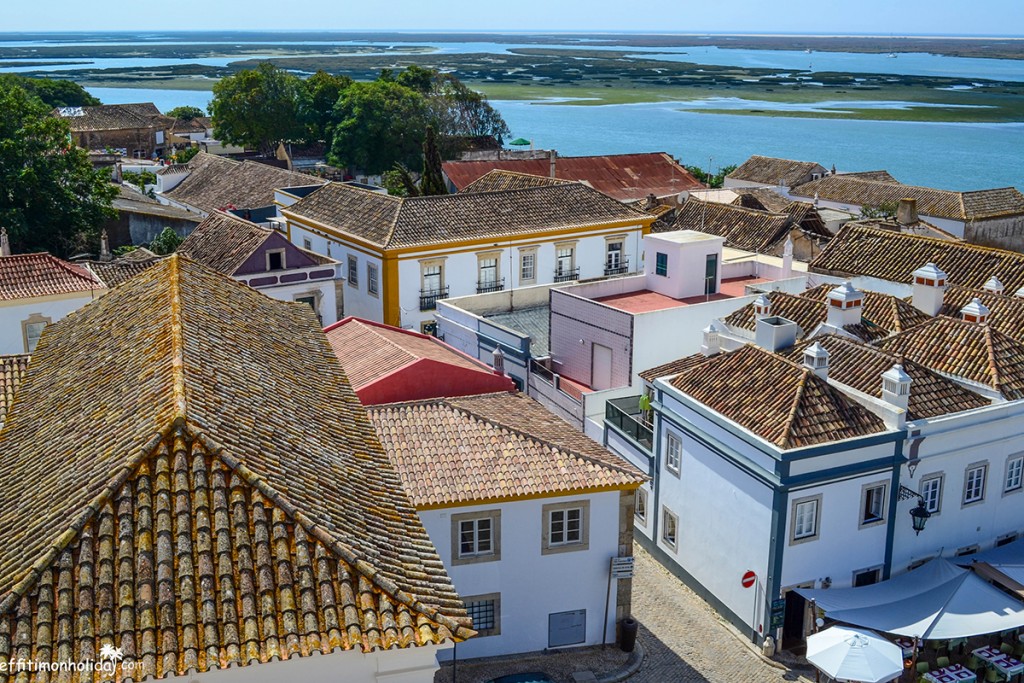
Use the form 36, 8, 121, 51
324, 317, 515, 404
443, 152, 704, 202
0, 253, 102, 301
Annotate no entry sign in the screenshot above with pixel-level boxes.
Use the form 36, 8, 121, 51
741, 570, 757, 588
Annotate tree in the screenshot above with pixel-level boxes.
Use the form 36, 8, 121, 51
381, 165, 420, 197
860, 201, 899, 219
685, 163, 737, 189
166, 105, 205, 120
0, 75, 100, 108
427, 73, 510, 143
209, 63, 304, 155
419, 125, 447, 196
0, 83, 115, 256
329, 80, 430, 174
149, 227, 183, 255
298, 71, 352, 143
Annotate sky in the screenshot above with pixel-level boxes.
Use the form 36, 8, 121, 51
4, 0, 1023, 36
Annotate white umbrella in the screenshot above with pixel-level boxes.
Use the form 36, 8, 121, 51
806, 625, 904, 683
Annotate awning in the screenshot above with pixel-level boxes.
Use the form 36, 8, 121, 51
796, 558, 1024, 639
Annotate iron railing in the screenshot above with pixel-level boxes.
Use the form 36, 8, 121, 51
554, 266, 580, 283
476, 277, 506, 294
604, 259, 630, 276
419, 285, 449, 311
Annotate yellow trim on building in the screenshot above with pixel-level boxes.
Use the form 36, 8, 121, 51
415, 483, 642, 511
382, 253, 401, 326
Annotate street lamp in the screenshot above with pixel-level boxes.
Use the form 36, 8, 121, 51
899, 485, 931, 535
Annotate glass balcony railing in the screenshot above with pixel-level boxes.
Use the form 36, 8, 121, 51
606, 396, 653, 452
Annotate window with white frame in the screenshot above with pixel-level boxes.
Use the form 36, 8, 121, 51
860, 483, 886, 527
22, 314, 51, 353
555, 245, 575, 277
421, 262, 443, 293
450, 510, 500, 565
606, 240, 624, 272
635, 488, 648, 523
791, 495, 820, 544
542, 500, 589, 554
963, 464, 987, 505
367, 263, 379, 297
520, 249, 537, 283
1005, 456, 1023, 494
665, 431, 681, 476
463, 593, 500, 637
266, 249, 285, 271
347, 254, 358, 287
920, 475, 943, 514
661, 507, 678, 550
478, 254, 499, 287
303, 237, 312, 250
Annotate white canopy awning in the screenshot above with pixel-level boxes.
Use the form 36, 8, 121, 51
806, 626, 903, 683
797, 558, 1024, 640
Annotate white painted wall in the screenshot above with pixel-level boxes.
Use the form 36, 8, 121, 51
419, 491, 623, 659
0, 293, 102, 355
250, 278, 340, 326
643, 232, 726, 300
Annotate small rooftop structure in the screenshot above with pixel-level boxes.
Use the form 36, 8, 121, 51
726, 155, 827, 189
0, 250, 103, 301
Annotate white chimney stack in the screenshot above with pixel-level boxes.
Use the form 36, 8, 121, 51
701, 321, 724, 357
492, 346, 506, 375
983, 275, 1004, 296
826, 281, 864, 328
755, 316, 799, 353
753, 293, 772, 319
881, 364, 912, 411
782, 237, 794, 279
911, 262, 947, 316
803, 341, 830, 380
960, 297, 990, 324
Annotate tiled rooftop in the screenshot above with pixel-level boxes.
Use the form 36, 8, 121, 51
727, 155, 824, 187
368, 392, 646, 508
0, 354, 29, 428
0, 255, 471, 680
594, 276, 770, 314
0, 252, 103, 300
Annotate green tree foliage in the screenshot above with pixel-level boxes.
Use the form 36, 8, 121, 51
0, 83, 115, 256
0, 75, 100, 108
419, 125, 447, 196
298, 71, 352, 143
166, 105, 205, 120
209, 63, 304, 154
122, 170, 157, 192
427, 72, 510, 143
330, 80, 430, 174
395, 65, 435, 94
171, 145, 200, 164
149, 227, 183, 255
685, 163, 738, 189
382, 164, 421, 197
860, 201, 900, 219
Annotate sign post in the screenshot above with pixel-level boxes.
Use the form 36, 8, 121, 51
741, 570, 757, 589
603, 556, 636, 647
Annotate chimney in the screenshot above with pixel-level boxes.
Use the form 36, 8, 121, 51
755, 316, 799, 353
896, 198, 919, 225
960, 297, 990, 324
813, 191, 819, 207
99, 229, 113, 262
803, 341, 830, 380
753, 293, 772, 319
911, 262, 947, 316
782, 236, 794, 279
549, 149, 557, 178
701, 321, 724, 357
492, 346, 506, 375
0, 228, 9, 257
983, 275, 1004, 296
645, 193, 658, 210
825, 281, 864, 328
881, 363, 912, 411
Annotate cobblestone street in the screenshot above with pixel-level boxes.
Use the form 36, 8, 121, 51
630, 543, 812, 683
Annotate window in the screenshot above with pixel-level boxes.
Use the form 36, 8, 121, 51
606, 240, 625, 274
422, 263, 443, 291
963, 464, 987, 505
293, 294, 320, 322
655, 252, 668, 277
541, 500, 590, 555
661, 507, 679, 551
997, 533, 1019, 547
956, 544, 980, 557
266, 249, 285, 271
555, 243, 576, 280
705, 254, 718, 295
520, 249, 537, 283
477, 253, 501, 291
853, 567, 881, 587
1005, 456, 1023, 494
450, 510, 500, 566
860, 483, 887, 527
347, 254, 358, 287
464, 594, 500, 637
635, 488, 648, 524
22, 314, 51, 353
791, 495, 821, 544
665, 431, 681, 476
367, 263, 379, 297
303, 238, 312, 250
920, 475, 943, 514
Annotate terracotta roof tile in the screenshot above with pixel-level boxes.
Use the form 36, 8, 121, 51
287, 181, 651, 250
940, 285, 1024, 341
669, 344, 887, 449
461, 169, 576, 193
727, 155, 825, 187
443, 152, 703, 201
723, 291, 827, 339
800, 284, 932, 337
667, 198, 795, 252
54, 102, 166, 132
0, 354, 29, 428
0, 253, 103, 300
0, 255, 471, 679
165, 152, 324, 213
368, 392, 646, 508
785, 335, 990, 419
878, 317, 1024, 399
810, 224, 1024, 291
638, 354, 713, 383
732, 187, 793, 213
80, 250, 163, 288
177, 211, 277, 274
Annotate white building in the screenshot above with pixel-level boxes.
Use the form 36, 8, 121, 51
279, 181, 655, 334
367, 392, 646, 659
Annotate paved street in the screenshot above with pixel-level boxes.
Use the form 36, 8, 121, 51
630, 543, 812, 683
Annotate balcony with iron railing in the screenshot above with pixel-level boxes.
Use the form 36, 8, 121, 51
605, 395, 653, 452
419, 285, 450, 311
554, 266, 580, 283
604, 259, 630, 277
476, 277, 506, 294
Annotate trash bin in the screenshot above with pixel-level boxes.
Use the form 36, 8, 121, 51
620, 617, 639, 653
